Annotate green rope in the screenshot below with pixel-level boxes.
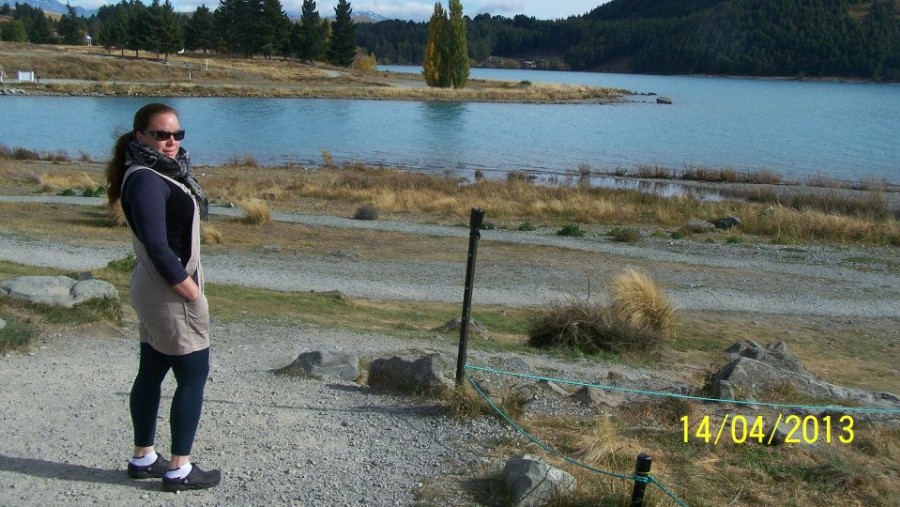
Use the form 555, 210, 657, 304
464, 372, 690, 507
465, 364, 900, 415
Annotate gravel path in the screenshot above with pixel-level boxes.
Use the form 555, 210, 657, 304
0, 321, 523, 507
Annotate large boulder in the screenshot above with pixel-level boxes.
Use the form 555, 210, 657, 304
724, 340, 809, 376
712, 341, 900, 418
0, 275, 118, 308
505, 454, 576, 507
368, 352, 455, 392
282, 350, 360, 382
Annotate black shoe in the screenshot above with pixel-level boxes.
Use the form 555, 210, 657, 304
162, 464, 221, 492
127, 454, 170, 479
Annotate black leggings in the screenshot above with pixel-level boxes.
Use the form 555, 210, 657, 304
130, 342, 210, 456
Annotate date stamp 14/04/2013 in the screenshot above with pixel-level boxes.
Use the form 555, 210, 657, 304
681, 414, 854, 445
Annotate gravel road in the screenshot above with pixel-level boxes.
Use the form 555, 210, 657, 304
1, 195, 898, 318
1, 195, 898, 506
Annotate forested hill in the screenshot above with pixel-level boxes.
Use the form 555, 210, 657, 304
357, 0, 900, 80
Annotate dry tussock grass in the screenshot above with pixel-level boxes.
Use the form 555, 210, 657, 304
40, 170, 97, 192
609, 269, 676, 337
106, 201, 127, 227
200, 223, 223, 244
239, 199, 271, 225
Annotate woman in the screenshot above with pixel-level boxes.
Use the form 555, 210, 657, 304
106, 103, 220, 492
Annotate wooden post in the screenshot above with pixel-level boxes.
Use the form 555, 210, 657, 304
455, 207, 484, 385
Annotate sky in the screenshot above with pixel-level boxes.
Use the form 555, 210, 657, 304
72, 0, 606, 21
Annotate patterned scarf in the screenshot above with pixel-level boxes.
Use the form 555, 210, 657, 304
126, 141, 209, 221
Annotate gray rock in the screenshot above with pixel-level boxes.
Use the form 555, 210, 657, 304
684, 219, 716, 233
724, 340, 809, 376
435, 317, 489, 337
656, 96, 672, 105
711, 216, 742, 230
568, 386, 626, 408
368, 352, 455, 392
504, 454, 576, 507
286, 350, 360, 381
713, 357, 833, 400
0, 275, 118, 308
0, 317, 6, 331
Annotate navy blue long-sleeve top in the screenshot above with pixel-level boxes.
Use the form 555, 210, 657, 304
121, 169, 195, 285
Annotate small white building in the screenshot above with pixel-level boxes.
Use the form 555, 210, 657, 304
17, 70, 35, 82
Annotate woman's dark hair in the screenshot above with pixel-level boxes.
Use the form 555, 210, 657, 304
106, 103, 178, 204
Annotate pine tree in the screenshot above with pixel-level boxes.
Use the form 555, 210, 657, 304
185, 5, 216, 52
422, 2, 448, 87
447, 0, 469, 88
56, 3, 82, 45
96, 4, 128, 55
259, 0, 290, 59
327, 0, 356, 66
1, 19, 28, 42
295, 0, 328, 61
157, 0, 183, 62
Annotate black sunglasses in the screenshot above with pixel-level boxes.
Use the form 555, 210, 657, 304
143, 129, 186, 141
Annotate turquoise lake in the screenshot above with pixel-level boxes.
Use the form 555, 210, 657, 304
1, 66, 897, 184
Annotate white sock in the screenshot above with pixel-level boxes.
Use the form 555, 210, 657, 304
165, 463, 193, 480
129, 451, 158, 467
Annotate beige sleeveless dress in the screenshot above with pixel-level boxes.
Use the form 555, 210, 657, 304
123, 165, 209, 356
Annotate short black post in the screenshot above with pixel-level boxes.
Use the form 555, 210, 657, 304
455, 207, 485, 385
630, 453, 653, 507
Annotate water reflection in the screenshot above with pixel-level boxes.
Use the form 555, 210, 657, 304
419, 101, 468, 129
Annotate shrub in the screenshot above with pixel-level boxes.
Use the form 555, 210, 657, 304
107, 253, 137, 272
322, 149, 335, 168
557, 224, 584, 237
353, 204, 379, 220
479, 221, 495, 230
506, 171, 536, 183
518, 221, 537, 232
82, 186, 104, 197
239, 199, 272, 225
608, 226, 641, 242
59, 188, 76, 196
725, 234, 745, 244
0, 316, 38, 354
609, 269, 675, 338
226, 154, 259, 167
527, 297, 666, 354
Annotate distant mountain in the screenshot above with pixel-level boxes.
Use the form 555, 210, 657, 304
1, 0, 93, 17
315, 8, 385, 23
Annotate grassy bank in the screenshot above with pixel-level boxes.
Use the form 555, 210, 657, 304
0, 42, 625, 103
1, 155, 898, 246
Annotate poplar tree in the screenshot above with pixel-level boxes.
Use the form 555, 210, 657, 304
422, 2, 448, 87
447, 0, 469, 88
423, 1, 468, 88
327, 0, 356, 66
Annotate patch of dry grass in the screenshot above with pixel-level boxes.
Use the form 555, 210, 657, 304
609, 269, 675, 338
239, 198, 272, 225
200, 223, 224, 244
39, 170, 98, 192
